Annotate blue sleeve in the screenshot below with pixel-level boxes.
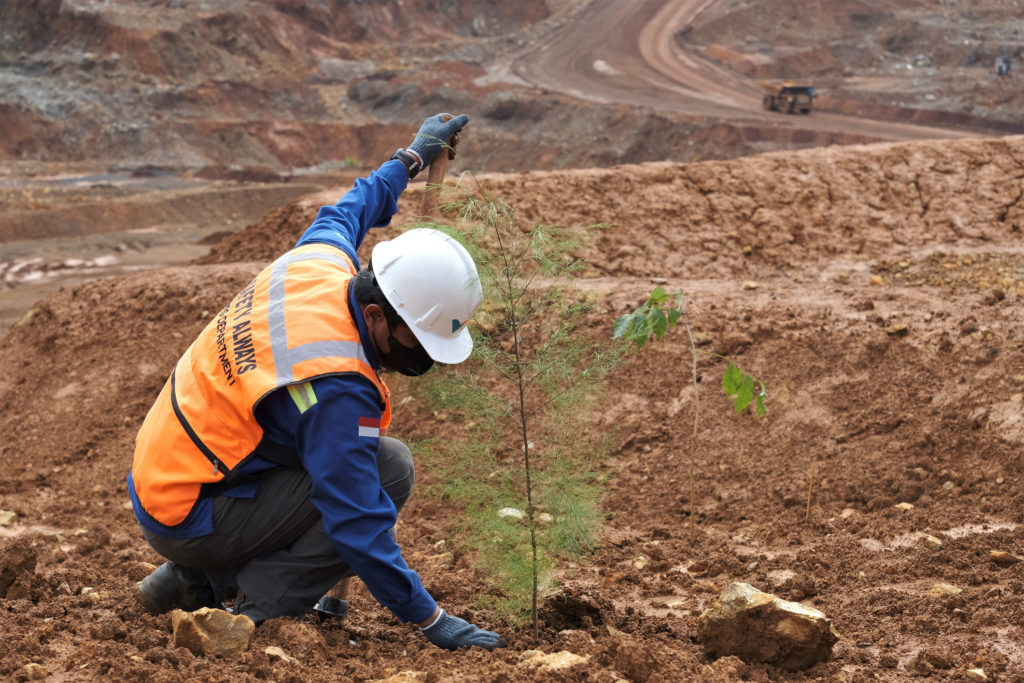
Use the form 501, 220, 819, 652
296, 160, 410, 267
264, 374, 437, 624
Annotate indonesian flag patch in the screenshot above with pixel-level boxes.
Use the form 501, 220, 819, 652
358, 416, 381, 438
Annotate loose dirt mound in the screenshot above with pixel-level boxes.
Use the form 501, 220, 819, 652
204, 135, 1024, 277
2, 136, 1023, 681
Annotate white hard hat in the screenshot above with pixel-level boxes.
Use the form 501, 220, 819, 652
371, 228, 484, 364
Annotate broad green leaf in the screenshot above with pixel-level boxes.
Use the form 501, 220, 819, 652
755, 395, 766, 417
634, 324, 650, 350
622, 315, 649, 349
612, 314, 632, 339
722, 363, 742, 394
629, 314, 648, 339
649, 306, 667, 340
649, 286, 668, 304
733, 378, 757, 417
666, 307, 681, 327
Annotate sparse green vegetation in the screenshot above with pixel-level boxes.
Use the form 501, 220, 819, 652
414, 184, 621, 636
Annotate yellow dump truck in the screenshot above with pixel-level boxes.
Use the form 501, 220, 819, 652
759, 81, 816, 114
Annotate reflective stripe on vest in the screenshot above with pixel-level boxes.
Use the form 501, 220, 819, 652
287, 381, 318, 414
132, 243, 392, 527
269, 249, 370, 385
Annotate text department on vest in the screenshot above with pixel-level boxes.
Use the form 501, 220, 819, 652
129, 113, 507, 651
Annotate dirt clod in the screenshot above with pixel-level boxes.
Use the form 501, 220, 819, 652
0, 537, 37, 598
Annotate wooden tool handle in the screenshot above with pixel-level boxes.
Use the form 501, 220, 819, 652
420, 118, 460, 217
326, 577, 351, 600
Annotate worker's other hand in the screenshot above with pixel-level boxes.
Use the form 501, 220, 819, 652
408, 113, 469, 168
420, 609, 506, 651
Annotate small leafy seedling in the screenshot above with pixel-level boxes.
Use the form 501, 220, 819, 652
722, 361, 767, 418
614, 287, 767, 417
614, 286, 768, 539
613, 286, 681, 350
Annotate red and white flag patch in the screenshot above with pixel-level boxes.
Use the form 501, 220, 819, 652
358, 416, 381, 438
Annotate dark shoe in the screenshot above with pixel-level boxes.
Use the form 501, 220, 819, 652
233, 592, 272, 626
136, 561, 217, 614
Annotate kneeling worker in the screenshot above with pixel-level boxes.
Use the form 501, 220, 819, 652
128, 113, 506, 651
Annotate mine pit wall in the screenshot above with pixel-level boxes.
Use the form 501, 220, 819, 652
203, 135, 1024, 283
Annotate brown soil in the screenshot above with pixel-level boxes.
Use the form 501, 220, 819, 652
2, 135, 1023, 681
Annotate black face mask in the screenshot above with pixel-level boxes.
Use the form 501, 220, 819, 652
380, 320, 435, 376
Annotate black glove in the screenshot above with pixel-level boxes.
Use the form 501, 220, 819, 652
408, 113, 469, 168
420, 609, 507, 651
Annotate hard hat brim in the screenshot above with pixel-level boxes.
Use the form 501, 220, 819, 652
410, 322, 473, 365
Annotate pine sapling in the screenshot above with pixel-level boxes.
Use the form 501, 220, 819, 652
414, 179, 620, 638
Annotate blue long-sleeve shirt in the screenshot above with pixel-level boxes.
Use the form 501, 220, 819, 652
130, 160, 437, 623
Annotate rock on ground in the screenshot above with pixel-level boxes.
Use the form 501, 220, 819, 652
171, 608, 255, 656
697, 581, 839, 671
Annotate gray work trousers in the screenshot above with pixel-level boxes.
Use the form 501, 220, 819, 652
141, 436, 415, 623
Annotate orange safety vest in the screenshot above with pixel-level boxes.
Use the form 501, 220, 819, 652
131, 243, 392, 528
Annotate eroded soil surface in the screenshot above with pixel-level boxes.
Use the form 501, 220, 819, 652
1, 135, 1023, 681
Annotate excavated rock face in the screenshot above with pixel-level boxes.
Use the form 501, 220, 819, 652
697, 582, 839, 671
0, 0, 549, 169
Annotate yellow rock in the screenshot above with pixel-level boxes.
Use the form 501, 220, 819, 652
24, 663, 48, 680
966, 668, 988, 681
518, 650, 589, 672
869, 275, 885, 286
172, 608, 255, 656
929, 583, 961, 597
989, 550, 1020, 566
264, 646, 298, 665
894, 502, 914, 511
376, 672, 428, 683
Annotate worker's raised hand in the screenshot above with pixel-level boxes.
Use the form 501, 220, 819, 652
420, 609, 506, 651
408, 113, 469, 168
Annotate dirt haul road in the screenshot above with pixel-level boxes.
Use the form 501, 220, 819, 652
1, 134, 1023, 681
510, 0, 981, 143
